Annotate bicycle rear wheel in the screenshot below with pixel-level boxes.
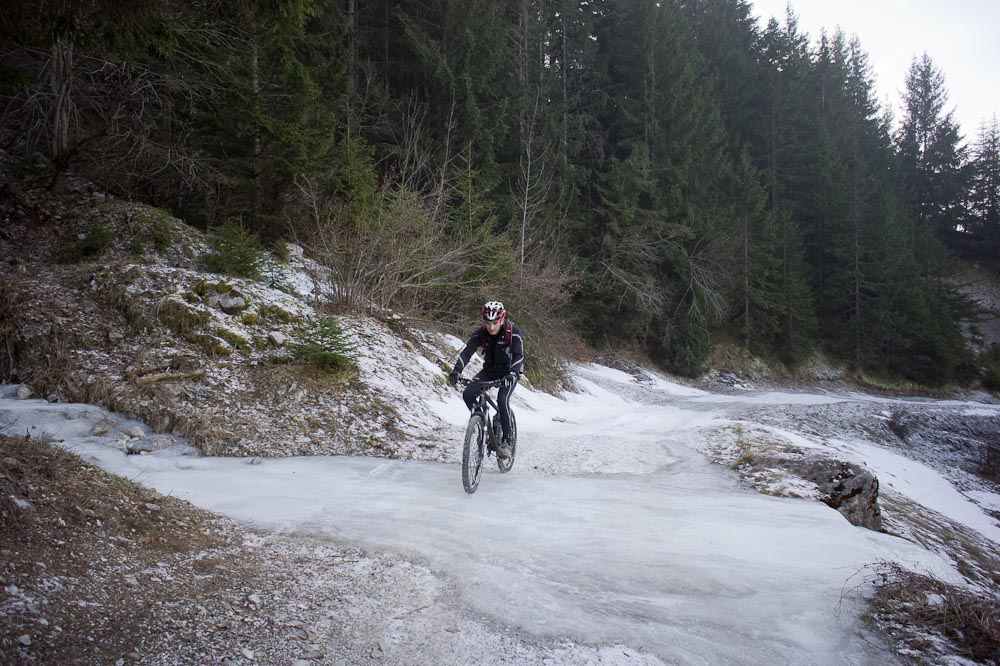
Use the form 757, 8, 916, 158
497, 410, 517, 473
462, 414, 486, 493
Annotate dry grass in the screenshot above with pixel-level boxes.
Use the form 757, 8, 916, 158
0, 433, 262, 664
0, 278, 23, 381
865, 562, 1000, 664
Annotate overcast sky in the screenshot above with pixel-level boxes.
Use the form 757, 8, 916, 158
750, 0, 1000, 143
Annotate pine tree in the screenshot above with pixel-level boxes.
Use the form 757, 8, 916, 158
897, 54, 969, 243
732, 149, 783, 353
966, 116, 1000, 254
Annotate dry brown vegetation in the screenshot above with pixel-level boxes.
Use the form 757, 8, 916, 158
0, 434, 357, 665
865, 562, 1000, 665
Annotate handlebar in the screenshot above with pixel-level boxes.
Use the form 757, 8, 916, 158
454, 377, 507, 389
455, 375, 510, 389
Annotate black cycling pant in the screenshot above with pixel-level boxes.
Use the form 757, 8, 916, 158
462, 371, 517, 441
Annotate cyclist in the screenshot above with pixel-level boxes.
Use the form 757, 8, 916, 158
447, 300, 524, 459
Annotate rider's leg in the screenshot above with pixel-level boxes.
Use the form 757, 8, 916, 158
462, 375, 485, 412
497, 377, 517, 441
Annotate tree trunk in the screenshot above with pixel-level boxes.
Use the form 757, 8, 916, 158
49, 34, 74, 193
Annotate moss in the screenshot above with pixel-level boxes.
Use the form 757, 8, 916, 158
260, 302, 296, 324
239, 310, 260, 326
157, 296, 209, 335
208, 322, 251, 350
192, 279, 232, 297
206, 336, 234, 356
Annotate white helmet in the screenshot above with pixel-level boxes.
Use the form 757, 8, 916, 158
481, 300, 506, 322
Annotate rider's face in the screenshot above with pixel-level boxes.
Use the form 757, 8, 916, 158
484, 318, 502, 334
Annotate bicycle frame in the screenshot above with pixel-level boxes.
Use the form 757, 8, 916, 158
458, 378, 504, 445
454, 376, 516, 493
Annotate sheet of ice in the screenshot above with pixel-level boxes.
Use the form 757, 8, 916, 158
1, 391, 959, 666
639, 369, 708, 397
961, 407, 1000, 417
688, 391, 859, 406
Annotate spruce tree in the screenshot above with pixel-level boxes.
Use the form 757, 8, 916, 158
966, 117, 1000, 255
897, 54, 969, 244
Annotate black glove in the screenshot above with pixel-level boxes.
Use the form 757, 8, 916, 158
447, 370, 459, 386
503, 372, 518, 388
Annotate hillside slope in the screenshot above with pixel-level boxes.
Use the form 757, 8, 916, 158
1, 188, 464, 459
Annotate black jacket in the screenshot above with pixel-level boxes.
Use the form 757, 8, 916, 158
453, 321, 525, 377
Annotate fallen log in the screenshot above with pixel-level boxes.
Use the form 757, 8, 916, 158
134, 369, 206, 386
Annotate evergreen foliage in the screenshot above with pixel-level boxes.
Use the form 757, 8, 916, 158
965, 118, 1000, 257
1, 0, 989, 386
202, 221, 264, 279
289, 316, 358, 374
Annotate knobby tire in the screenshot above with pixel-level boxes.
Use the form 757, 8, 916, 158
462, 413, 486, 494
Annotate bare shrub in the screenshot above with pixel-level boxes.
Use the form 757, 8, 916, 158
0, 279, 22, 381
887, 406, 910, 441
981, 443, 1000, 483
287, 177, 494, 317
507, 252, 583, 391
864, 562, 1000, 664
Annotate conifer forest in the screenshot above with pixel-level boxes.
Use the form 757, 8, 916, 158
3, 0, 999, 385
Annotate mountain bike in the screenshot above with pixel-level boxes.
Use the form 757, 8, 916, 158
454, 377, 518, 494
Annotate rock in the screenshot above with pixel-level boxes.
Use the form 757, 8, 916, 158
219, 294, 247, 313
109, 436, 130, 453
109, 330, 125, 341
240, 648, 255, 660
127, 440, 156, 455
268, 331, 287, 347
123, 425, 145, 438
751, 453, 883, 530
246, 593, 262, 609
208, 291, 248, 313
16, 385, 32, 399
17, 634, 31, 646
144, 503, 160, 512
92, 424, 109, 436
150, 434, 174, 445
11, 497, 35, 512
299, 647, 324, 660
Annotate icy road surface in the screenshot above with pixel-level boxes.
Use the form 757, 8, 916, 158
1, 370, 978, 666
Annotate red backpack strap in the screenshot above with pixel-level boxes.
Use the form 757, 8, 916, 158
505, 320, 512, 344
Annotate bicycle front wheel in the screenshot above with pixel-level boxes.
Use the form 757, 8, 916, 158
497, 410, 517, 473
462, 414, 486, 493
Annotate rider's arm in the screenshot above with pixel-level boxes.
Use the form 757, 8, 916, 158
509, 323, 525, 375
452, 329, 482, 375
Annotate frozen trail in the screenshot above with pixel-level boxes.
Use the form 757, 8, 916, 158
7, 368, 992, 665
2, 388, 957, 666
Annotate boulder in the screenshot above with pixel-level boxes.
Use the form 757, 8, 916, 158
750, 453, 883, 531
